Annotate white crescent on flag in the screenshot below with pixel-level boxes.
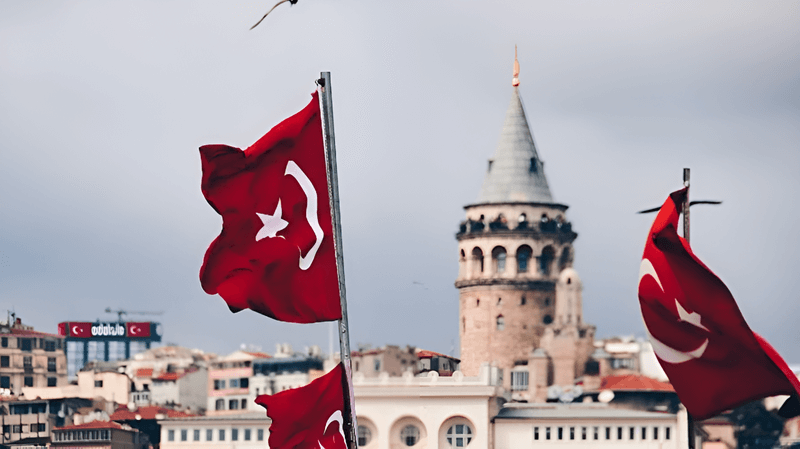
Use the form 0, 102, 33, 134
318, 410, 346, 449
254, 160, 324, 271
284, 160, 324, 271
638, 258, 710, 364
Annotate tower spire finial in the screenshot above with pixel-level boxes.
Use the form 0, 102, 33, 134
512, 45, 520, 87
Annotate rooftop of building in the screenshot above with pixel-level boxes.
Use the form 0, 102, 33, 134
473, 51, 557, 206
55, 420, 126, 431
110, 405, 196, 421
160, 411, 270, 423
494, 403, 677, 421
598, 374, 674, 392
0, 317, 62, 339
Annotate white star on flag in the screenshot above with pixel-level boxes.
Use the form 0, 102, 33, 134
256, 200, 289, 241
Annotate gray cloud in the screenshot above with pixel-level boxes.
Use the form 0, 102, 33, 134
1, 1, 798, 361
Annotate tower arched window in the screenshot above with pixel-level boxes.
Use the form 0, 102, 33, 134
471, 247, 484, 273
540, 246, 555, 276
516, 245, 532, 273
492, 246, 507, 273
559, 247, 571, 271
496, 315, 505, 331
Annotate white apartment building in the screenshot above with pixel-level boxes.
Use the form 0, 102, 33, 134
159, 412, 270, 449
494, 403, 687, 449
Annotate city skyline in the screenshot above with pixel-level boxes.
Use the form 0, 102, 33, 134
1, 2, 798, 361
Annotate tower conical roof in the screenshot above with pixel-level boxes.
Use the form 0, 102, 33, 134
476, 85, 554, 204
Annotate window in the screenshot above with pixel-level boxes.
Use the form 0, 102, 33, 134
582, 427, 587, 440
20, 339, 32, 352
214, 379, 225, 390
219, 429, 226, 441
545, 427, 551, 440
244, 429, 251, 441
654, 426, 659, 440
446, 423, 472, 447
13, 425, 22, 434
0, 356, 7, 367
206, 429, 213, 441
400, 425, 419, 446
48, 377, 57, 387
24, 376, 33, 387
358, 425, 372, 446
32, 423, 45, 432
229, 399, 239, 410
45, 340, 56, 352
593, 426, 599, 440
533, 427, 539, 440
471, 247, 484, 273
542, 315, 553, 325
23, 356, 32, 368
168, 430, 175, 441
215, 399, 224, 410
232, 428, 239, 441
642, 426, 647, 440
617, 427, 623, 440
194, 429, 200, 441
569, 427, 575, 440
374, 359, 381, 371
48, 357, 57, 372
181, 429, 187, 441
496, 315, 505, 331
510, 370, 528, 391
1, 337, 6, 347
492, 247, 507, 273
539, 246, 555, 275
557, 427, 563, 440
1, 376, 9, 389
520, 296, 526, 305
241, 398, 247, 410
517, 246, 532, 272
629, 427, 635, 440
605, 427, 611, 440
240, 377, 249, 388
94, 380, 103, 388
229, 378, 239, 388
665, 427, 671, 440
529, 157, 538, 173
258, 429, 264, 441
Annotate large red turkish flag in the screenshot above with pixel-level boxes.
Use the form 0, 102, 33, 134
638, 188, 800, 419
199, 92, 342, 323
256, 363, 348, 449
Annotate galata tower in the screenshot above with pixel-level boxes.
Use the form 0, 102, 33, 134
455, 51, 596, 402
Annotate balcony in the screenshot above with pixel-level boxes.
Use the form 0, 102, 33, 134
457, 218, 577, 243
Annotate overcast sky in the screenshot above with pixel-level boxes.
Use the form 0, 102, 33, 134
1, 1, 798, 362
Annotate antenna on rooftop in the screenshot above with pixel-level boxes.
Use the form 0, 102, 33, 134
104, 308, 164, 321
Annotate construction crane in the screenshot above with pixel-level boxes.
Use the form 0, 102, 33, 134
104, 308, 164, 321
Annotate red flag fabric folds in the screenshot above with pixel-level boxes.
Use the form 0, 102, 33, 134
638, 188, 800, 419
256, 363, 347, 449
199, 92, 342, 323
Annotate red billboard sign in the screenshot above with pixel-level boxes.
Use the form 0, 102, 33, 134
58, 322, 153, 338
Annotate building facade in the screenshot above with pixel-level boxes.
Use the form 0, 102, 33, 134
0, 317, 67, 396
159, 412, 270, 449
455, 55, 594, 401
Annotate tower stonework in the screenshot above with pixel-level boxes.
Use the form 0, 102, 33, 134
455, 55, 595, 402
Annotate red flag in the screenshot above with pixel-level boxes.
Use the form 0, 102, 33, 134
126, 322, 151, 338
638, 188, 800, 419
199, 92, 342, 323
256, 363, 347, 449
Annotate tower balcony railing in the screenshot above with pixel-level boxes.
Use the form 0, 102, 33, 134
457, 219, 575, 241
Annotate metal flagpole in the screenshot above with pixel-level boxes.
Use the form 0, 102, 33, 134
318, 71, 359, 449
682, 167, 696, 449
